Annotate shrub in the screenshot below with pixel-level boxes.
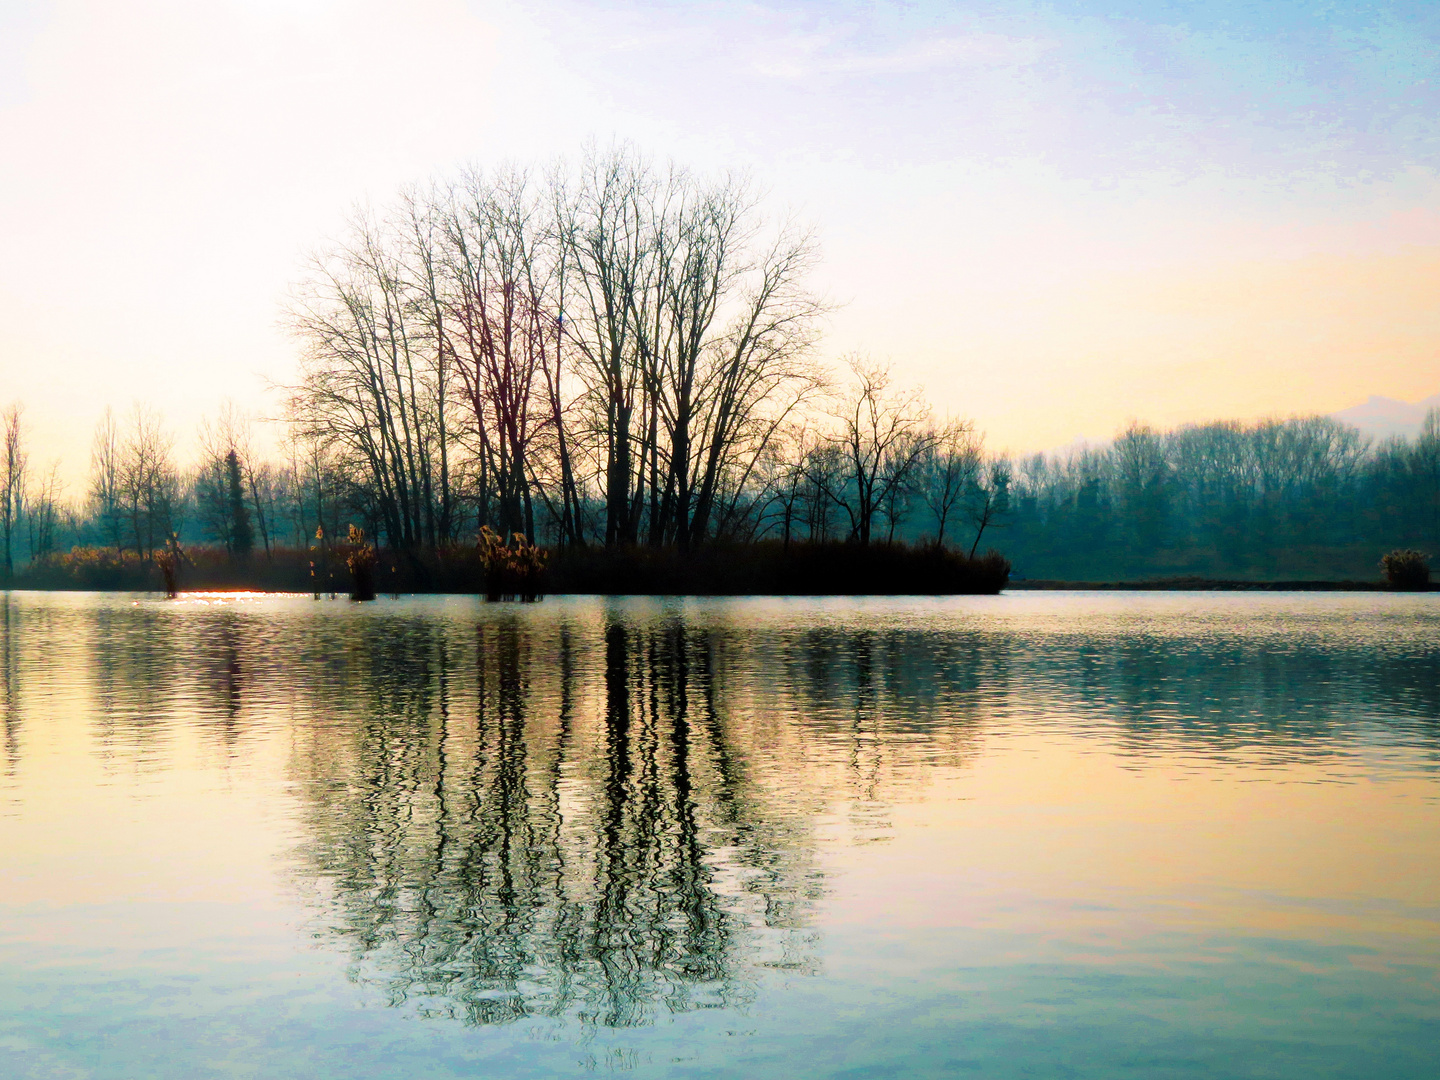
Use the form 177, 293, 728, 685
153, 541, 182, 598
341, 525, 378, 601
1380, 549, 1430, 590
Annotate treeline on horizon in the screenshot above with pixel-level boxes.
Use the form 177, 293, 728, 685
1007, 411, 1440, 582
0, 146, 1435, 591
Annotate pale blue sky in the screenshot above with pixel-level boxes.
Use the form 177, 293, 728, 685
1, 0, 1436, 476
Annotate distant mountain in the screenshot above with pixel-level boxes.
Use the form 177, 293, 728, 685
1331, 393, 1440, 443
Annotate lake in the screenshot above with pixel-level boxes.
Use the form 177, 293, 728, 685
0, 591, 1437, 1078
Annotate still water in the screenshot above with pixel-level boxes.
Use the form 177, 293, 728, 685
0, 591, 1437, 1078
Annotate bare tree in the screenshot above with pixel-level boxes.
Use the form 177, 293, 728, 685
26, 464, 63, 561
1, 406, 26, 578
678, 217, 825, 548
118, 406, 180, 559
967, 458, 1012, 558
399, 185, 458, 544
557, 147, 652, 547
196, 410, 238, 553
196, 403, 262, 557
89, 407, 124, 549
557, 146, 823, 549
824, 358, 934, 545
279, 431, 327, 549
917, 420, 982, 548
247, 461, 281, 557
439, 169, 554, 541
287, 207, 452, 552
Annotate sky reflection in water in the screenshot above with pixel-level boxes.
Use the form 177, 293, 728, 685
0, 592, 1437, 1078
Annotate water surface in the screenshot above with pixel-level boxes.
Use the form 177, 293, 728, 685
0, 591, 1437, 1078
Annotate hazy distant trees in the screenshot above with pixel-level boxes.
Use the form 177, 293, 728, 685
1, 405, 26, 579
117, 406, 180, 559
797, 440, 845, 542
195, 406, 260, 557
1006, 411, 1436, 579
758, 424, 818, 549
4, 390, 1436, 583
966, 459, 1012, 558
1112, 422, 1170, 551
917, 421, 982, 548
282, 436, 344, 548
195, 450, 252, 557
89, 408, 124, 550
1410, 408, 1440, 545
26, 464, 62, 560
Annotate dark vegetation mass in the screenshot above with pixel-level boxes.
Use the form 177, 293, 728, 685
0, 148, 1435, 595
18, 541, 1010, 597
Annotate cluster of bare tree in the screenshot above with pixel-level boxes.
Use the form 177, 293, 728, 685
0, 405, 69, 573
757, 357, 1000, 552
0, 151, 1018, 576
22, 361, 996, 578
280, 148, 1017, 556
0, 398, 331, 575
87, 406, 186, 559
286, 148, 836, 551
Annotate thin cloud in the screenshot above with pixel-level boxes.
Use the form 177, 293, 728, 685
753, 33, 1053, 80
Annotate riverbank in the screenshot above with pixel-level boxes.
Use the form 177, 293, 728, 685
1009, 577, 1431, 591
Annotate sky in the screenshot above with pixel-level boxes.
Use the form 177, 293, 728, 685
1, 0, 1438, 481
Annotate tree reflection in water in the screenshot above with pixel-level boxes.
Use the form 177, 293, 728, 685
1, 594, 17, 777
291, 614, 821, 1028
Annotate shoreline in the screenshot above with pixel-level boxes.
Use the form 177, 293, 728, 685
1008, 578, 1432, 592
8, 546, 1432, 596
3, 580, 1432, 597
